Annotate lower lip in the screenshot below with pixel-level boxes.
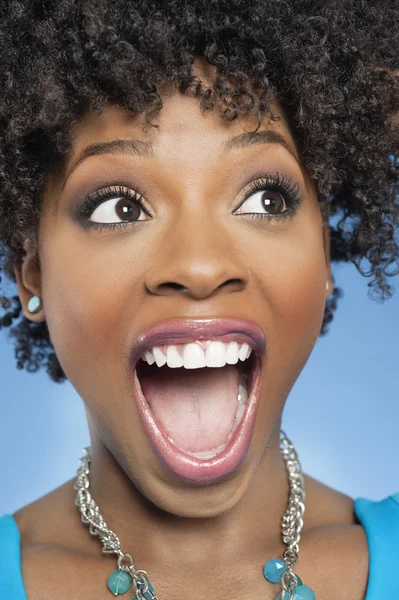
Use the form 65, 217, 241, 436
130, 357, 262, 484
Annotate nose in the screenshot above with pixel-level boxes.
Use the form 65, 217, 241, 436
144, 218, 249, 300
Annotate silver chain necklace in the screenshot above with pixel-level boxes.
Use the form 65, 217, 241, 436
74, 430, 315, 600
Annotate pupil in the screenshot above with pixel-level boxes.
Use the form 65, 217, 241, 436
262, 191, 285, 214
116, 198, 140, 221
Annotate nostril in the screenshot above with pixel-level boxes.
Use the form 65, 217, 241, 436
158, 282, 188, 292
154, 280, 244, 298
220, 278, 245, 292
144, 243, 250, 299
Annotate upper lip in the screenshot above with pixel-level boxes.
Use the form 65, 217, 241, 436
129, 317, 266, 369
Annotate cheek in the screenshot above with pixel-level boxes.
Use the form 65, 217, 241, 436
251, 215, 327, 406
39, 224, 156, 472
269, 232, 327, 343
39, 227, 142, 393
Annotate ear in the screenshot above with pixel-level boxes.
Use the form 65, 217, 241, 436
323, 216, 333, 296
14, 237, 45, 321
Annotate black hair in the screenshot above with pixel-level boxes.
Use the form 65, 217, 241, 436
0, 0, 398, 382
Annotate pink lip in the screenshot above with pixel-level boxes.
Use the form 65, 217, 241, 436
129, 318, 266, 484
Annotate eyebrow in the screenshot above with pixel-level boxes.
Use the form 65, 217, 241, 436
62, 130, 299, 188
62, 139, 154, 189
223, 130, 298, 160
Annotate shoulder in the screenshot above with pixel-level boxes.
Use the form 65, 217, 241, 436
299, 475, 369, 600
300, 522, 369, 600
11, 479, 111, 600
0, 514, 28, 600
302, 478, 399, 599
12, 478, 88, 552
354, 490, 399, 599
18, 545, 111, 600
12, 482, 67, 549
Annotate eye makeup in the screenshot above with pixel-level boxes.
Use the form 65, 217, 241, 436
72, 170, 305, 232
235, 171, 304, 222
75, 184, 151, 231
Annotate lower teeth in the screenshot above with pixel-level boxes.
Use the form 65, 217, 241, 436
235, 402, 246, 423
230, 383, 248, 431
238, 381, 248, 404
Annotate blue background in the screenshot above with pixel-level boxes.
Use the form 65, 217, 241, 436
0, 262, 398, 516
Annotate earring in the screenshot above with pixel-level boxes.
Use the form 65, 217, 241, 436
326, 282, 329, 291
28, 295, 43, 314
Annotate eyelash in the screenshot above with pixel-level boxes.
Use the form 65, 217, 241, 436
76, 172, 304, 231
238, 172, 304, 221
76, 184, 149, 231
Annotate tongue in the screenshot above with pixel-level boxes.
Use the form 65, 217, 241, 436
139, 365, 240, 453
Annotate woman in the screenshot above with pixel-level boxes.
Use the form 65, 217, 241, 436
0, 1, 398, 599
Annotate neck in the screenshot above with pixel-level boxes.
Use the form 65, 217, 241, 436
84, 420, 291, 567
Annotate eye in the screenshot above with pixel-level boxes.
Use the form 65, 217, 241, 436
234, 173, 304, 221
236, 188, 287, 216
90, 196, 148, 224
77, 184, 152, 230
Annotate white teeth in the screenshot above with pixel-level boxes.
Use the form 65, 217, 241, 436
144, 350, 155, 365
233, 382, 248, 429
152, 347, 167, 367
205, 341, 226, 368
166, 345, 184, 368
141, 340, 253, 369
235, 403, 246, 422
238, 342, 250, 361
225, 341, 239, 364
238, 383, 248, 405
183, 343, 206, 369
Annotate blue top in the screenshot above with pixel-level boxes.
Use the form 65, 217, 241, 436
0, 493, 398, 599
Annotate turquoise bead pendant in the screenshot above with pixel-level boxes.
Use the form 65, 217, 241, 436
277, 584, 316, 600
108, 569, 132, 595
264, 558, 315, 599
264, 558, 287, 583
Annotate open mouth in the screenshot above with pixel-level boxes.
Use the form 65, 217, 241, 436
136, 342, 255, 459
130, 335, 263, 484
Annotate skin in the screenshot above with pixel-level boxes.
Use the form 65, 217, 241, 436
13, 61, 369, 599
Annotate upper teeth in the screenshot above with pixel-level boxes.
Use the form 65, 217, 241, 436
142, 341, 252, 369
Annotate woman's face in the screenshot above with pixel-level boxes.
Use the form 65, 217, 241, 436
16, 77, 331, 517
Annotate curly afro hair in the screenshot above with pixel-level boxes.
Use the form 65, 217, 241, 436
0, 0, 398, 383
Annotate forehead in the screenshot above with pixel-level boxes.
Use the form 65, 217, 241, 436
65, 92, 301, 177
